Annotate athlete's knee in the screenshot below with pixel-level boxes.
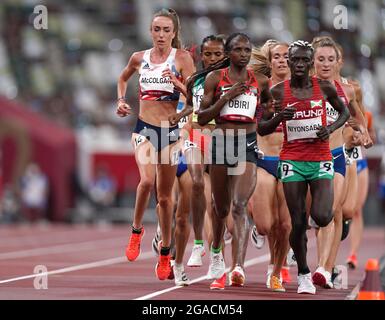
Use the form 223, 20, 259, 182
191, 177, 205, 194
157, 196, 172, 209
279, 220, 292, 237
175, 214, 189, 231
312, 211, 333, 228
232, 199, 248, 218
138, 178, 154, 192
214, 205, 230, 219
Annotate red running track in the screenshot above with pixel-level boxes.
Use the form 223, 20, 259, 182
0, 223, 383, 300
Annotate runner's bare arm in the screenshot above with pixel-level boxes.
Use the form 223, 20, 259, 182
117, 51, 143, 116
197, 71, 248, 125
258, 82, 293, 136
344, 85, 373, 148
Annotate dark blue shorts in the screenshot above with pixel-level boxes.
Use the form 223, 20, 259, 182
176, 153, 188, 177
134, 118, 179, 152
257, 156, 279, 178
357, 159, 368, 174
332, 146, 346, 177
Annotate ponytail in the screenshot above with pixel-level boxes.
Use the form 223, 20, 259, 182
186, 57, 230, 94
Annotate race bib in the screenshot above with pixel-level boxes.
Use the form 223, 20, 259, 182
326, 102, 339, 126
133, 134, 146, 149
183, 139, 197, 151
280, 162, 295, 179
140, 67, 174, 94
286, 117, 322, 142
350, 146, 363, 161
220, 94, 257, 120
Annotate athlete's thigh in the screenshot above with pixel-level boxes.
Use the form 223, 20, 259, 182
156, 145, 178, 198
210, 164, 231, 215
231, 162, 258, 205
133, 137, 156, 180
332, 173, 345, 211
250, 167, 277, 223
309, 178, 333, 215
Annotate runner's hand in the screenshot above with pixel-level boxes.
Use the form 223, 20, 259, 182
316, 126, 332, 141
281, 105, 296, 120
225, 82, 248, 100
168, 113, 181, 126
117, 101, 131, 117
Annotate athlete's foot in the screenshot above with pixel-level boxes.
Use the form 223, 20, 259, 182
297, 273, 316, 294
250, 225, 265, 249
125, 226, 145, 261
210, 273, 226, 290
187, 244, 205, 267
208, 251, 225, 279
155, 254, 172, 280
270, 275, 286, 292
312, 266, 331, 288
151, 224, 161, 256
346, 254, 357, 269
229, 265, 245, 287
173, 263, 190, 286
281, 266, 291, 284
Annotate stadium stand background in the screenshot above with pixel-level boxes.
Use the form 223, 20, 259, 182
0, 0, 384, 225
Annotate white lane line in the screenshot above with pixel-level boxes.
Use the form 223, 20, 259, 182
134, 253, 271, 300
0, 251, 154, 285
0, 237, 127, 260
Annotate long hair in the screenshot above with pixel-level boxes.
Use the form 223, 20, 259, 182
249, 40, 289, 77
152, 8, 182, 49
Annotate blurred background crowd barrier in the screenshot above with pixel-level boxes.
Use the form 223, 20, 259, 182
0, 0, 384, 225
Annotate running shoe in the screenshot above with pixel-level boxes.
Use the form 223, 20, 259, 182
187, 244, 205, 267
266, 264, 273, 288
168, 259, 175, 280
286, 248, 297, 266
297, 273, 316, 294
250, 225, 265, 249
346, 254, 357, 269
125, 226, 145, 261
208, 250, 225, 279
281, 266, 291, 284
341, 219, 352, 241
270, 275, 286, 292
151, 224, 161, 256
312, 266, 331, 288
173, 263, 190, 286
229, 265, 245, 287
155, 254, 172, 280
210, 273, 226, 290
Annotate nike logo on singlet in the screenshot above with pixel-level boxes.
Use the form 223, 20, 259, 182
286, 102, 299, 108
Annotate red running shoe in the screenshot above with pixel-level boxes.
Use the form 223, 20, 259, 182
125, 226, 145, 261
210, 273, 226, 290
347, 254, 357, 269
281, 267, 291, 284
155, 254, 172, 280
